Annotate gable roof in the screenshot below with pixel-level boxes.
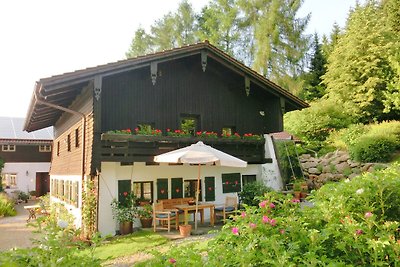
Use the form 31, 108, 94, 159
24, 41, 308, 132
0, 117, 53, 142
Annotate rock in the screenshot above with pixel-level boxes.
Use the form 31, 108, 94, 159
308, 167, 321, 175
302, 161, 318, 169
337, 154, 350, 162
336, 162, 350, 173
301, 154, 311, 159
348, 161, 360, 168
348, 173, 359, 179
361, 163, 374, 172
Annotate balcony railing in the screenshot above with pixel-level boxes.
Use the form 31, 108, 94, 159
100, 133, 268, 164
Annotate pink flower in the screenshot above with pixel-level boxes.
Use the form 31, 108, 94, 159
291, 199, 300, 203
269, 203, 276, 209
365, 212, 373, 218
259, 201, 267, 208
232, 227, 239, 235
169, 258, 176, 264
262, 215, 270, 224
279, 229, 285, 234
241, 212, 246, 218
355, 229, 363, 235
269, 219, 277, 226
249, 223, 257, 229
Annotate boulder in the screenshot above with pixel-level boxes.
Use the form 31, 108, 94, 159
308, 167, 321, 175
302, 161, 318, 169
336, 162, 350, 173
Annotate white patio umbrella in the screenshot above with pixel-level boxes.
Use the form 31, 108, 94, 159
154, 141, 247, 230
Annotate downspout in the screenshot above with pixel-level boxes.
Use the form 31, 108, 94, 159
34, 86, 87, 228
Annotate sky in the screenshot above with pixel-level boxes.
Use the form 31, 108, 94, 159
0, 0, 361, 119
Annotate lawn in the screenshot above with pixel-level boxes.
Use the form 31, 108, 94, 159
79, 230, 168, 261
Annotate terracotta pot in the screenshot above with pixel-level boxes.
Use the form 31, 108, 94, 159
140, 218, 153, 228
294, 191, 302, 200
119, 221, 133, 235
179, 224, 192, 237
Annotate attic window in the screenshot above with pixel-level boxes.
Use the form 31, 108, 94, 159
39, 145, 51, 152
2, 145, 15, 152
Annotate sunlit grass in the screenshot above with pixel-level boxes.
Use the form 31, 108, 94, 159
79, 230, 168, 260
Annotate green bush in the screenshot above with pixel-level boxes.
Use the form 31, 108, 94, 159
0, 193, 16, 217
349, 134, 398, 162
238, 181, 271, 206
138, 165, 400, 266
284, 99, 355, 151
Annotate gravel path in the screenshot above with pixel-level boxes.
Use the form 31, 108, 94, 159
0, 201, 38, 251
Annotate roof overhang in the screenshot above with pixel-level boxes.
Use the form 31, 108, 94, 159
24, 41, 309, 132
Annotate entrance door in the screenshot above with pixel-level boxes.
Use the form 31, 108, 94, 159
36, 172, 50, 196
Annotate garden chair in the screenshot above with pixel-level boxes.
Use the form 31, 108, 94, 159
153, 202, 179, 232
215, 196, 238, 222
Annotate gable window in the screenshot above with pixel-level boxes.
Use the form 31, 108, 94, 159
75, 128, 79, 148
180, 115, 200, 136
1, 173, 17, 188
39, 145, 51, 152
133, 181, 153, 202
184, 179, 202, 201
2, 145, 15, 152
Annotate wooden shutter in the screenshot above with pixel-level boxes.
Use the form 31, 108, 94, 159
171, 178, 183, 199
205, 176, 215, 201
222, 173, 241, 193
157, 178, 168, 200
118, 180, 131, 206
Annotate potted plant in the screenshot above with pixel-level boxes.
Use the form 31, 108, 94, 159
111, 192, 137, 235
293, 181, 302, 201
29, 190, 37, 200
18, 191, 30, 203
137, 204, 153, 228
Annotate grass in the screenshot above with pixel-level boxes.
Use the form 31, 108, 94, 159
79, 230, 168, 261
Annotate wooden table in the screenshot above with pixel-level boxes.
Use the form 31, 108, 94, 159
174, 202, 215, 226
24, 204, 41, 222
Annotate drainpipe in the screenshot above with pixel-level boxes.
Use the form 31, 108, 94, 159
34, 86, 87, 228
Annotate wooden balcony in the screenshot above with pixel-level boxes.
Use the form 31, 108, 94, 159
100, 133, 268, 164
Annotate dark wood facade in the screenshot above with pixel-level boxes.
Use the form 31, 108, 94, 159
0, 142, 52, 163
100, 55, 281, 135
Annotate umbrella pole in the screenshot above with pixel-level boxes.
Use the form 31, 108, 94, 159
195, 163, 200, 231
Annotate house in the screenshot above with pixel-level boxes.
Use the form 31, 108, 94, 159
0, 117, 52, 197
23, 41, 308, 235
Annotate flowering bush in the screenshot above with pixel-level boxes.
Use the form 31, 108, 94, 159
195, 131, 218, 138
138, 164, 400, 266
111, 192, 138, 223
242, 133, 263, 140
221, 132, 241, 139
166, 129, 191, 137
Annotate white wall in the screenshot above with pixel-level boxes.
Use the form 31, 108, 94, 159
98, 162, 261, 235
261, 135, 284, 190
50, 174, 83, 229
2, 162, 50, 193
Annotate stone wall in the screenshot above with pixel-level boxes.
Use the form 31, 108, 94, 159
300, 150, 385, 189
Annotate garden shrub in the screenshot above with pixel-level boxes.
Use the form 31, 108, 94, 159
349, 134, 397, 162
0, 192, 16, 217
238, 181, 271, 206
138, 165, 400, 266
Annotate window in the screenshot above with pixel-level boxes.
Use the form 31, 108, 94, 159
180, 115, 199, 136
1, 173, 17, 188
184, 179, 202, 201
75, 128, 79, 148
222, 127, 236, 136
57, 141, 60, 156
222, 173, 242, 193
133, 181, 153, 202
242, 175, 257, 186
67, 134, 71, 152
39, 145, 52, 152
2, 144, 15, 152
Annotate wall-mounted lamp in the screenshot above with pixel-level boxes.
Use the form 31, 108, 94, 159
259, 111, 265, 116
26, 170, 29, 176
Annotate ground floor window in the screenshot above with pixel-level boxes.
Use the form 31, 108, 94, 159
1, 173, 17, 188
50, 178, 79, 207
184, 179, 202, 201
133, 181, 153, 202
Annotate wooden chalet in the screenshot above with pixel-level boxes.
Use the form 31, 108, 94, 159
24, 41, 308, 235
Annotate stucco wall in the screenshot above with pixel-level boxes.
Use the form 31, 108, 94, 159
2, 162, 50, 193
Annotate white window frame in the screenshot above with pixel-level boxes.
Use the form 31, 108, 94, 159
1, 173, 17, 188
2, 144, 16, 152
39, 144, 52, 152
